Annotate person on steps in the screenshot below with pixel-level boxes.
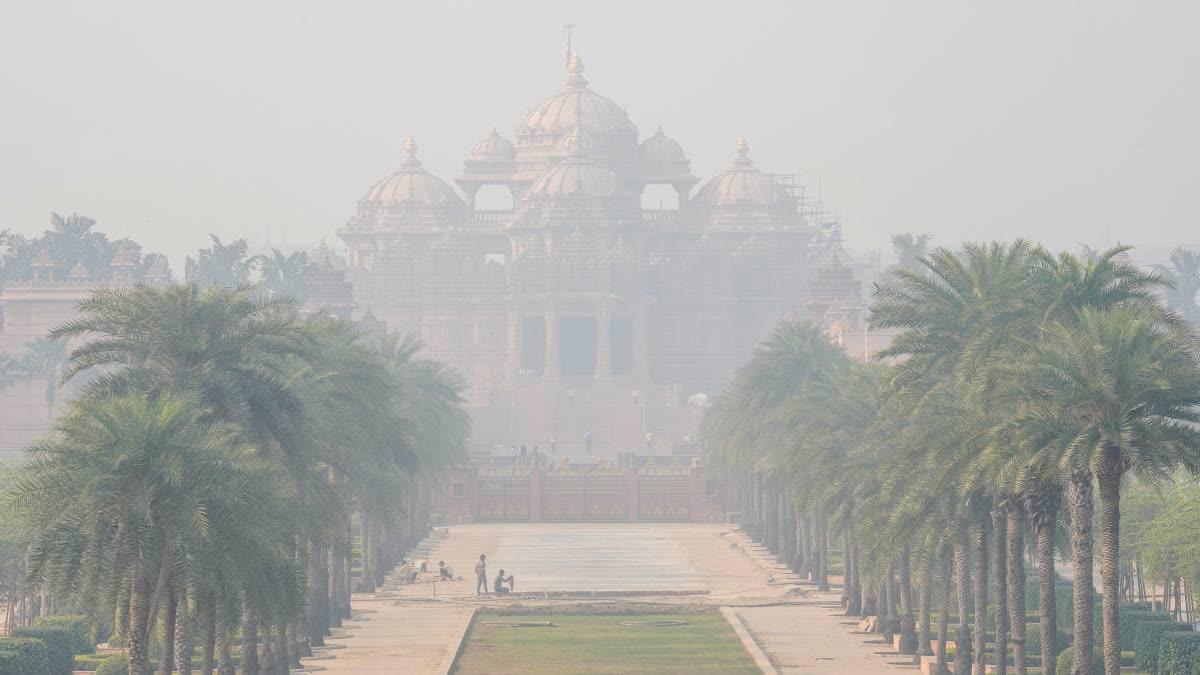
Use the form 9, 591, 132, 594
475, 553, 488, 594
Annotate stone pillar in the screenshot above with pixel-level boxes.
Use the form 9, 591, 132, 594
530, 469, 542, 522
543, 303, 559, 381
627, 468, 640, 522
505, 303, 521, 384
632, 301, 650, 383
675, 184, 689, 212
595, 302, 612, 381
463, 184, 478, 219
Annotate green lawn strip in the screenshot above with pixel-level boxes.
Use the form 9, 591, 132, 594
453, 612, 759, 674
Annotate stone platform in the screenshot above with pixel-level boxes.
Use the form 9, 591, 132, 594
300, 523, 909, 674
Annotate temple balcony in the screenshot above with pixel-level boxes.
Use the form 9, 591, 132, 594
641, 210, 680, 224
473, 210, 513, 224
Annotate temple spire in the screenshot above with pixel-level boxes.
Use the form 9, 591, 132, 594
563, 22, 575, 69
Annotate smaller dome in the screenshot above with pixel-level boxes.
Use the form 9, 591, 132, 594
358, 136, 465, 225
639, 127, 686, 162
528, 129, 621, 200
467, 127, 515, 162
694, 137, 781, 208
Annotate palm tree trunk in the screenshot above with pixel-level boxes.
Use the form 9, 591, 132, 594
201, 588, 217, 675
330, 534, 344, 628
217, 622, 235, 675
158, 578, 176, 675
359, 509, 373, 592
1068, 472, 1095, 675
972, 518, 988, 675
129, 570, 152, 675
992, 506, 1009, 675
937, 542, 951, 674
842, 526, 854, 611
954, 531, 973, 675
310, 540, 330, 645
1097, 461, 1123, 675
242, 590, 260, 675
274, 620, 290, 675
899, 547, 917, 654
1035, 512, 1058, 675
175, 577, 193, 675
1007, 504, 1027, 675
817, 513, 830, 592
915, 552, 934, 664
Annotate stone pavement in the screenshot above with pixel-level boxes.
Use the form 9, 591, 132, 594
300, 523, 910, 674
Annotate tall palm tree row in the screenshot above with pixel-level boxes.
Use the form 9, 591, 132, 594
6, 284, 468, 675
705, 242, 1200, 675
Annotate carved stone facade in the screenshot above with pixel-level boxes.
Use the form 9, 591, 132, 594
338, 53, 839, 455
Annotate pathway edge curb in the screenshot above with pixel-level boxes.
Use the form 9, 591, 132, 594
720, 605, 779, 675
435, 606, 477, 675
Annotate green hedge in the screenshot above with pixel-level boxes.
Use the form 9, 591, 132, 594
34, 615, 91, 654
0, 636, 51, 675
95, 653, 128, 675
1093, 607, 1172, 651
1158, 632, 1200, 675
1055, 646, 1105, 675
1135, 621, 1193, 674
11, 626, 76, 675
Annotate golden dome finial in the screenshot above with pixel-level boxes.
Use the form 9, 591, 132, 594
567, 50, 584, 76
736, 136, 749, 157
403, 136, 418, 158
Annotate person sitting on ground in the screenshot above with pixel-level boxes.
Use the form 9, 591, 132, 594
398, 559, 417, 583
494, 569, 514, 595
438, 560, 454, 580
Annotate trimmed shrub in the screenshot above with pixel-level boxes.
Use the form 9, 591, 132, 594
11, 626, 76, 675
35, 615, 91, 654
95, 653, 128, 675
1055, 646, 1105, 675
1024, 623, 1071, 660
0, 636, 51, 675
1158, 632, 1200, 675
1134, 621, 1192, 673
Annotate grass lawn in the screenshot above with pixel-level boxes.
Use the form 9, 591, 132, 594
452, 612, 759, 674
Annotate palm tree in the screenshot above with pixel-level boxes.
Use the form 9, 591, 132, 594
255, 249, 315, 300
21, 337, 68, 417
1006, 307, 1200, 675
185, 235, 253, 288
889, 233, 933, 275
1153, 246, 1200, 323
0, 354, 24, 392
10, 393, 249, 675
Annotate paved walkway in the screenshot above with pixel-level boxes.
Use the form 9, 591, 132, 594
300, 523, 909, 674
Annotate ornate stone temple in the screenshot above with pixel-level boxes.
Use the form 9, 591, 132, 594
338, 52, 840, 458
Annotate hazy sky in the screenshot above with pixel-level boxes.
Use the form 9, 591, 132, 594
2, 1, 1197, 270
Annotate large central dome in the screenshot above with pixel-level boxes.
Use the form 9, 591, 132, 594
519, 55, 637, 137
514, 52, 638, 180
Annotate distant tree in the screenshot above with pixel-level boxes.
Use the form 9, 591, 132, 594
185, 235, 252, 288
21, 338, 68, 417
889, 233, 933, 275
1153, 246, 1200, 323
254, 249, 314, 300
42, 212, 114, 279
0, 354, 24, 391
